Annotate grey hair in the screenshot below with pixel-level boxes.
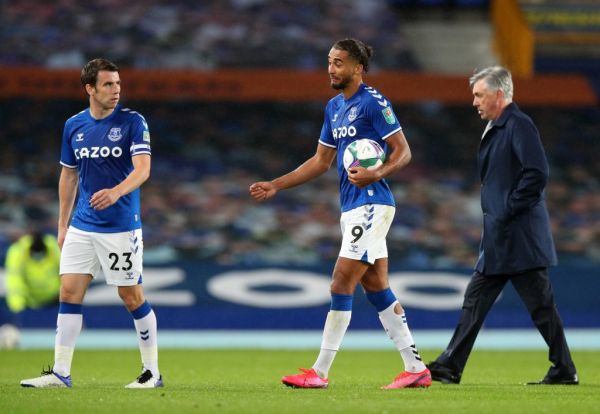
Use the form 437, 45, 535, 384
469, 66, 513, 102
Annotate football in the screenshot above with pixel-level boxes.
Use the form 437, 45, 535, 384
343, 138, 385, 171
0, 323, 20, 349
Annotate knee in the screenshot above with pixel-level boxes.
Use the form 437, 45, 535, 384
118, 289, 145, 310
60, 284, 84, 303
330, 280, 351, 295
361, 278, 387, 292
330, 268, 355, 295
330, 277, 354, 295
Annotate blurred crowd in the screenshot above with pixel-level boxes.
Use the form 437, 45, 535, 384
0, 99, 598, 268
0, 0, 418, 70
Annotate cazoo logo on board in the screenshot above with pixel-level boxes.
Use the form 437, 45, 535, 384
0, 268, 471, 311
207, 269, 471, 311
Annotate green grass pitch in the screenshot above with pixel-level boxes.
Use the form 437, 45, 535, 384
1, 349, 598, 414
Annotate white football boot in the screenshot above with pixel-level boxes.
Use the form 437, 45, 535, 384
21, 368, 72, 388
125, 369, 163, 388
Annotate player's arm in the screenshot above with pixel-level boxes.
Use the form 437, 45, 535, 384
90, 154, 151, 211
249, 143, 336, 202
58, 166, 79, 249
348, 130, 411, 188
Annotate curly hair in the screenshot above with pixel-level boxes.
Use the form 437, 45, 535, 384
332, 38, 373, 73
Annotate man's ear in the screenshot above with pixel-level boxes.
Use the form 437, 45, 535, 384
496, 88, 504, 101
85, 83, 95, 96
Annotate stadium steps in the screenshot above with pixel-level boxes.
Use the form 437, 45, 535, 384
402, 19, 498, 74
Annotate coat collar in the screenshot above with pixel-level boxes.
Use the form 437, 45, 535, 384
481, 102, 519, 140
492, 102, 519, 127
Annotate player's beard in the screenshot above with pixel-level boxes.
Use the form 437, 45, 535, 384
331, 76, 351, 90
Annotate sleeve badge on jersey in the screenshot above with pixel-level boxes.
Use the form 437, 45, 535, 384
381, 107, 396, 125
143, 131, 151, 142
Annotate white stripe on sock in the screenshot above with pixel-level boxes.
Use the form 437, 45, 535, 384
378, 302, 426, 372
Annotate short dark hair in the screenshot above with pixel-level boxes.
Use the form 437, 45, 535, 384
332, 39, 373, 73
80, 58, 119, 88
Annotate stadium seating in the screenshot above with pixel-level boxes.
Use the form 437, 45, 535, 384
0, 100, 597, 267
0, 0, 597, 268
0, 0, 419, 70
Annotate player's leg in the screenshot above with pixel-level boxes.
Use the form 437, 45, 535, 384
282, 257, 368, 388
21, 228, 96, 388
282, 206, 374, 388
314, 257, 368, 375
53, 275, 92, 375
118, 284, 162, 388
361, 260, 430, 389
346, 204, 429, 388
281, 206, 373, 388
20, 275, 92, 388
97, 229, 162, 388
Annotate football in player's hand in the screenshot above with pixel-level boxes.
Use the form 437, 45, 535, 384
343, 138, 385, 171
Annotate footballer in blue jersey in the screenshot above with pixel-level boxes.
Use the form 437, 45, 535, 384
60, 104, 151, 233
21, 59, 162, 389
319, 83, 400, 212
250, 39, 431, 389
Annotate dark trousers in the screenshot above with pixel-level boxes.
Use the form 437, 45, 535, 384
436, 268, 576, 379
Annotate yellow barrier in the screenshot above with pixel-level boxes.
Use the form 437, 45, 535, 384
492, 0, 534, 77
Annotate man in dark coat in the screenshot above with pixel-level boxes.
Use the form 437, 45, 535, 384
427, 66, 578, 385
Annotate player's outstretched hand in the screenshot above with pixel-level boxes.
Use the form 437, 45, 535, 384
347, 166, 381, 188
249, 181, 277, 202
90, 188, 121, 211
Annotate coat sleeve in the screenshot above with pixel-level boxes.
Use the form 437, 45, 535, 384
507, 118, 549, 217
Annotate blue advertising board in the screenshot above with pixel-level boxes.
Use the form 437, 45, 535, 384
1, 263, 598, 330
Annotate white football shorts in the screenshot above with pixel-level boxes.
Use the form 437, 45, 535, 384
60, 226, 144, 286
339, 204, 395, 264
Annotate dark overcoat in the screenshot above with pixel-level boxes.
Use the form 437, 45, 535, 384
475, 103, 557, 275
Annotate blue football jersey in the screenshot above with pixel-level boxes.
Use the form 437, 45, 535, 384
60, 105, 151, 232
319, 83, 402, 212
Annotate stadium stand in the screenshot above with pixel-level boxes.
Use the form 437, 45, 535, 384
0, 99, 597, 267
0, 0, 598, 269
0, 0, 419, 70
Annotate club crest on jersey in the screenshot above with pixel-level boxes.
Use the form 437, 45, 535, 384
382, 107, 395, 125
348, 107, 358, 122
107, 127, 122, 142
